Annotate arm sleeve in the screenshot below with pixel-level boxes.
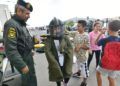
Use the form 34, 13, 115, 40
67, 31, 77, 38
97, 39, 104, 46
44, 38, 59, 66
84, 34, 90, 48
89, 32, 92, 43
100, 34, 106, 39
4, 24, 26, 72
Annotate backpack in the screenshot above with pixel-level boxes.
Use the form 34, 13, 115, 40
101, 41, 120, 70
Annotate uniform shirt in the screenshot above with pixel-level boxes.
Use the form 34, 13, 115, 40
3, 15, 34, 72
89, 31, 105, 50
74, 32, 90, 62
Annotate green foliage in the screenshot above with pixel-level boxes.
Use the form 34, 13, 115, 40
65, 21, 74, 27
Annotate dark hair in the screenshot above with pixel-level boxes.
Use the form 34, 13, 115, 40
77, 20, 87, 27
15, 4, 26, 13
93, 22, 101, 27
118, 30, 120, 36
109, 20, 120, 32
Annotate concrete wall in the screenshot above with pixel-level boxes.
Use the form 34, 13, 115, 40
0, 4, 11, 28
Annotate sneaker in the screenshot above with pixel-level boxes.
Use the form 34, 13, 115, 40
80, 82, 87, 86
72, 71, 81, 78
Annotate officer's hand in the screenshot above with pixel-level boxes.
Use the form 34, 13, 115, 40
32, 50, 35, 56
21, 66, 29, 74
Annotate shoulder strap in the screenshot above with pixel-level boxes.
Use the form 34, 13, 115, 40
101, 38, 109, 56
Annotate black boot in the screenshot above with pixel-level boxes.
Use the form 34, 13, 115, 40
80, 81, 87, 86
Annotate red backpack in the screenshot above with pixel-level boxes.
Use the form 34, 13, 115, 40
101, 42, 120, 70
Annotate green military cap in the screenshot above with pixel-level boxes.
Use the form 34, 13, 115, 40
17, 0, 33, 12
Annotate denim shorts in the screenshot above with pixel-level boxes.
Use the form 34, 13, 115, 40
96, 66, 120, 79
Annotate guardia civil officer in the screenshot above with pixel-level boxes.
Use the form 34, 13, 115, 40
3, 0, 37, 86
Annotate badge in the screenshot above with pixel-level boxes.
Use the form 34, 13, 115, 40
8, 27, 16, 39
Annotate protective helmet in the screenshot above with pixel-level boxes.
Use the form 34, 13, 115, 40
49, 17, 63, 27
49, 17, 64, 39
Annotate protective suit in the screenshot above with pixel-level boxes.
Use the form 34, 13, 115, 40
44, 18, 73, 85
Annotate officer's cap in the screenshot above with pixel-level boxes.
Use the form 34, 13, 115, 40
17, 0, 33, 12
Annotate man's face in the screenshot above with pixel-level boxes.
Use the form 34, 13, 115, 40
19, 9, 30, 22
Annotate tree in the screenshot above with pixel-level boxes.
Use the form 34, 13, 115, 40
65, 21, 74, 27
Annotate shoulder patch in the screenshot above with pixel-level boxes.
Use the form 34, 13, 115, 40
8, 27, 16, 39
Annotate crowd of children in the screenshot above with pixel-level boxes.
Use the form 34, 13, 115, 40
70, 19, 120, 86
43, 18, 120, 86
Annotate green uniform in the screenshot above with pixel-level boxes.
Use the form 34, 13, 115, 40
3, 15, 37, 86
44, 35, 73, 81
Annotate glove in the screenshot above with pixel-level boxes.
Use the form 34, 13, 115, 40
34, 44, 45, 48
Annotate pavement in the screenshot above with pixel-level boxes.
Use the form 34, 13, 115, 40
34, 52, 120, 86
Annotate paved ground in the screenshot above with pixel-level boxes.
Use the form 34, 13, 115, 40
34, 53, 120, 86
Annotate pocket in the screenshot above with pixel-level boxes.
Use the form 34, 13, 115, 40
24, 36, 34, 50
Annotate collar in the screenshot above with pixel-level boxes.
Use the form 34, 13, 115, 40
12, 14, 27, 26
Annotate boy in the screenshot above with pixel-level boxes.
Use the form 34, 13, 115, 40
96, 20, 120, 86
68, 20, 90, 86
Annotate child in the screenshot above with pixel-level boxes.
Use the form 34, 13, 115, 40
69, 20, 90, 86
44, 18, 73, 86
87, 22, 105, 70
96, 20, 120, 86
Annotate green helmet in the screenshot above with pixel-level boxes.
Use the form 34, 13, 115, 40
49, 17, 63, 28
49, 17, 64, 39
